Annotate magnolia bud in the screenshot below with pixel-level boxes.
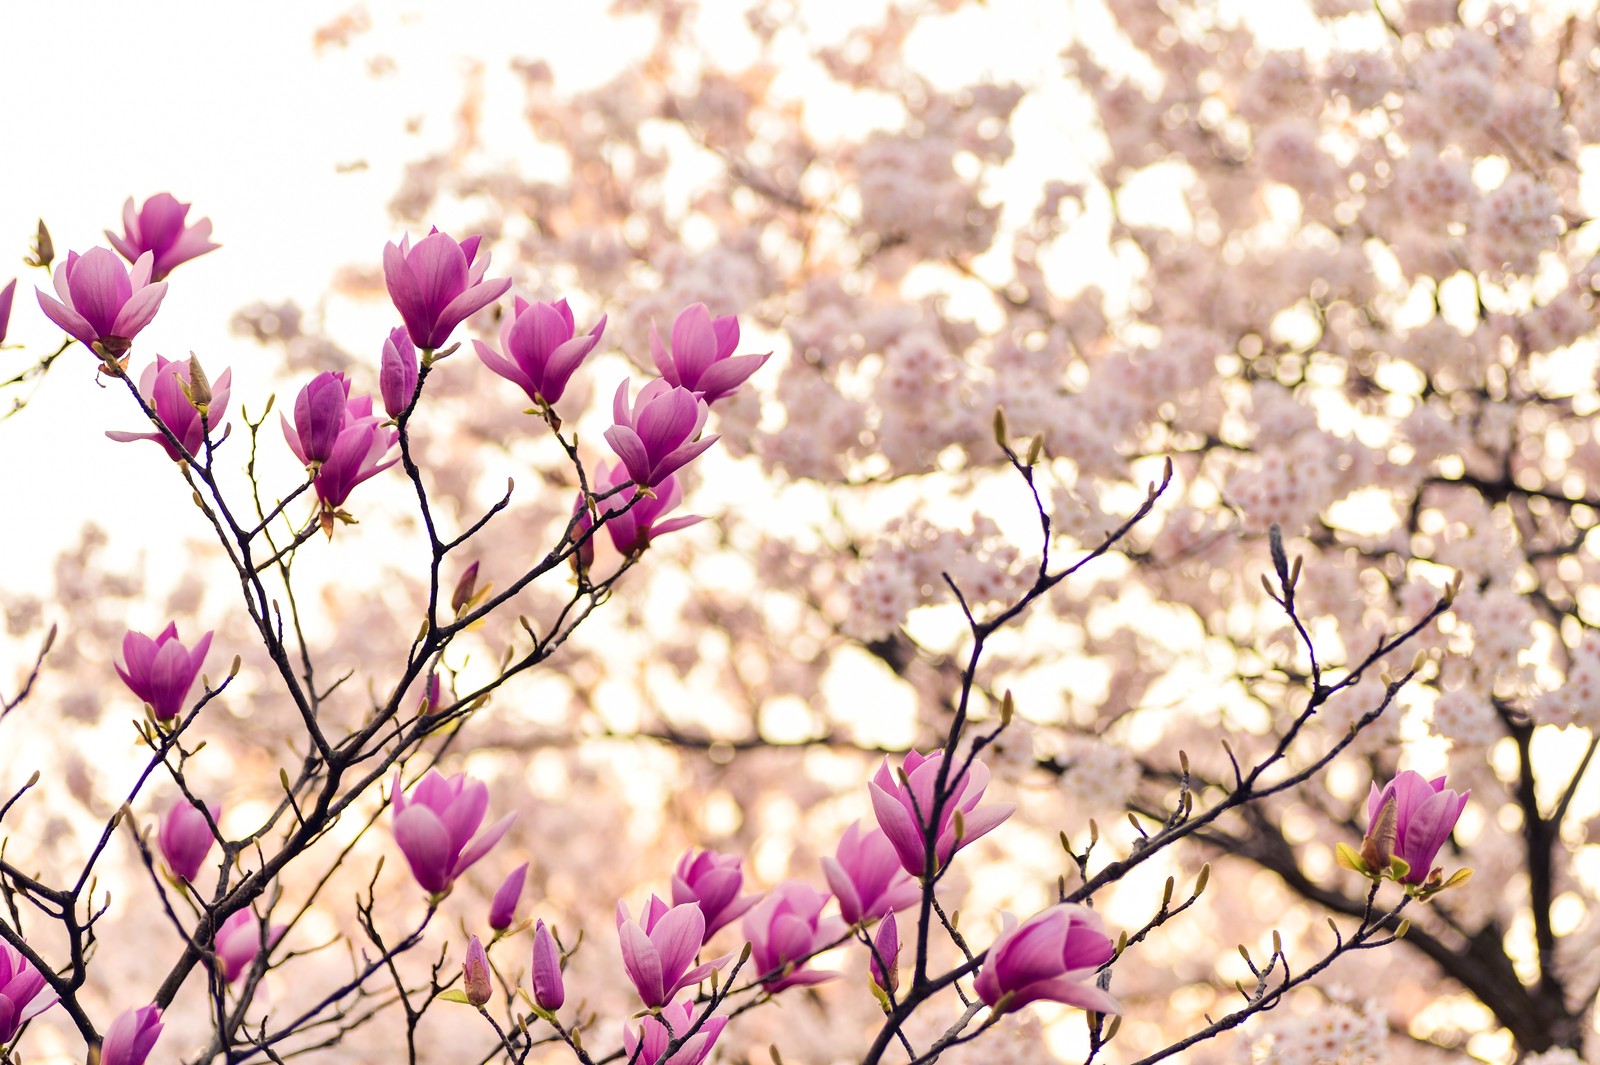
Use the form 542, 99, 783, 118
462, 935, 492, 1006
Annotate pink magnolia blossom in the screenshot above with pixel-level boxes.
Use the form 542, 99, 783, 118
622, 1000, 727, 1065
383, 229, 511, 349
36, 248, 166, 353
604, 380, 718, 489
462, 935, 492, 1006
974, 904, 1120, 1016
869, 750, 1015, 877
114, 623, 213, 721
0, 278, 15, 346
390, 770, 515, 896
650, 304, 769, 403
283, 372, 352, 466
575, 461, 702, 566
214, 910, 287, 984
531, 919, 565, 1011
741, 880, 846, 991
1366, 770, 1470, 885
475, 296, 606, 407
870, 910, 899, 995
616, 895, 730, 1008
488, 862, 527, 931
159, 799, 219, 882
98, 1005, 162, 1065
671, 848, 760, 942
284, 389, 398, 511
105, 355, 233, 461
0, 941, 57, 1042
821, 821, 920, 925
106, 193, 219, 280
380, 327, 419, 418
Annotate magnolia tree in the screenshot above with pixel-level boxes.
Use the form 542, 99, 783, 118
1, 0, 1597, 1062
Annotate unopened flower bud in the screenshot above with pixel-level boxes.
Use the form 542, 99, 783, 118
531, 920, 564, 1011
870, 911, 899, 995
451, 562, 481, 615
462, 935, 492, 1006
489, 862, 527, 932
184, 354, 212, 413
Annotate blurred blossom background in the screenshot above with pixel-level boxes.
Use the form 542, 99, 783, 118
5, 0, 1600, 1062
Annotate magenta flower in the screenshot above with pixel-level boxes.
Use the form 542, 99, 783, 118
974, 904, 1120, 1016
383, 229, 511, 349
380, 327, 419, 418
671, 849, 760, 943
822, 821, 920, 925
870, 911, 899, 995
98, 1005, 162, 1065
283, 372, 352, 466
741, 880, 847, 991
604, 380, 718, 489
36, 247, 166, 354
106, 355, 233, 461
489, 862, 528, 932
114, 623, 213, 721
650, 304, 769, 404
285, 388, 398, 511
616, 895, 730, 1008
107, 194, 219, 280
390, 770, 516, 896
0, 941, 57, 1042
1366, 771, 1470, 886
869, 750, 1015, 878
575, 461, 702, 566
623, 1001, 728, 1065
0, 278, 15, 346
475, 297, 606, 407
531, 919, 565, 1011
214, 910, 287, 984
159, 799, 219, 882
462, 935, 493, 1006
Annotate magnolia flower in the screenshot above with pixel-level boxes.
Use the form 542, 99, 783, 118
870, 911, 899, 995
671, 849, 760, 942
822, 821, 920, 925
0, 278, 15, 346
98, 1005, 163, 1065
974, 904, 1120, 1016
462, 936, 492, 1006
604, 380, 718, 489
106, 193, 219, 279
380, 327, 419, 418
159, 799, 219, 882
622, 1001, 727, 1065
0, 941, 57, 1041
114, 623, 213, 721
574, 461, 702, 566
742, 880, 846, 991
105, 355, 233, 461
475, 296, 605, 407
284, 372, 352, 466
285, 388, 399, 512
650, 303, 768, 403
36, 248, 166, 354
869, 750, 1015, 877
1358, 771, 1471, 887
390, 770, 515, 896
383, 229, 510, 349
616, 895, 730, 1008
488, 863, 527, 932
214, 910, 286, 984
531, 919, 564, 1011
